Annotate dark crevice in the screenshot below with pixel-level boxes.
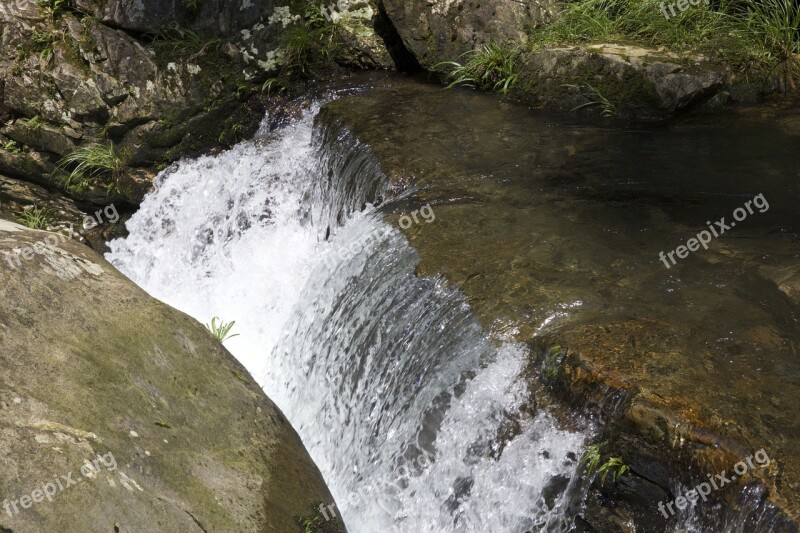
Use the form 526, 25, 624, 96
373, 1, 421, 73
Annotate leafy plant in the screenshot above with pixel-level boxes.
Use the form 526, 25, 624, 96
542, 344, 565, 381
597, 456, 631, 484
568, 83, 617, 117
16, 204, 57, 230
580, 441, 630, 484
205, 316, 240, 342
25, 115, 44, 129
437, 43, 520, 94
580, 442, 604, 474
55, 141, 125, 193
3, 140, 22, 154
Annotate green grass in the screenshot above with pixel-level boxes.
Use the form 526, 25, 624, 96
745, 0, 800, 88
437, 43, 520, 94
55, 141, 125, 193
567, 83, 617, 117
529, 0, 800, 86
16, 204, 58, 230
146, 25, 220, 64
205, 317, 240, 342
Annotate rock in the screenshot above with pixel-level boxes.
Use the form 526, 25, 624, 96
3, 120, 77, 156
381, 0, 556, 69
0, 220, 343, 532
0, 173, 85, 225
513, 44, 726, 118
331, 1, 395, 70
74, 0, 277, 36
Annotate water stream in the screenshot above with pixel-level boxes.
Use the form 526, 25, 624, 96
107, 95, 588, 532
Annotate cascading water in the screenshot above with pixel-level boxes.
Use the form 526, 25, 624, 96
107, 95, 588, 532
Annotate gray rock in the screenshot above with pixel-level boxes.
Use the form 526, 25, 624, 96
382, 0, 556, 69
75, 0, 277, 36
0, 220, 344, 532
513, 45, 727, 118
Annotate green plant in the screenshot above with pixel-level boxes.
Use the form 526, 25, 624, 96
437, 43, 520, 94
147, 25, 219, 63
205, 317, 240, 342
580, 442, 604, 474
16, 204, 57, 230
261, 77, 287, 94
527, 0, 776, 77
3, 140, 22, 154
55, 141, 125, 193
25, 115, 44, 129
542, 344, 565, 381
182, 0, 199, 10
568, 83, 617, 117
37, 0, 72, 17
263, 6, 339, 89
746, 0, 800, 88
597, 456, 631, 484
580, 441, 630, 484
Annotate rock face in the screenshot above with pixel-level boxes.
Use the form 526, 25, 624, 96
0, 0, 285, 205
0, 220, 342, 532
74, 0, 276, 35
0, 1, 396, 210
381, 0, 555, 69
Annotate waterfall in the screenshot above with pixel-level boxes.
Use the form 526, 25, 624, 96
107, 98, 588, 532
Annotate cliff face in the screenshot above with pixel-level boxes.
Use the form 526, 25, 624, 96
0, 219, 345, 532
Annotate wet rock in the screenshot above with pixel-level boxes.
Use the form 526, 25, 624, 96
0, 220, 342, 532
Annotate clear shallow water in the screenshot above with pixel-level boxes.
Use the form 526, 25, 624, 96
107, 99, 588, 532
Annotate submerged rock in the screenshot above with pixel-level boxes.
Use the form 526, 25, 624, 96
0, 221, 342, 532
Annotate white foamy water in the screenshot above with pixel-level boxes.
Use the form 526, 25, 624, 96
107, 102, 587, 532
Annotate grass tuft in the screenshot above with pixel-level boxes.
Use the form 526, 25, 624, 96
437, 43, 520, 94
16, 204, 58, 230
205, 316, 240, 342
746, 0, 800, 88
567, 83, 617, 117
55, 141, 125, 193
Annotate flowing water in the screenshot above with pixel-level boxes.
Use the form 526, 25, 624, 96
107, 92, 588, 532
107, 76, 800, 532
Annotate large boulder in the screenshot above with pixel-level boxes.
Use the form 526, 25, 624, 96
381, 0, 556, 68
0, 220, 342, 532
